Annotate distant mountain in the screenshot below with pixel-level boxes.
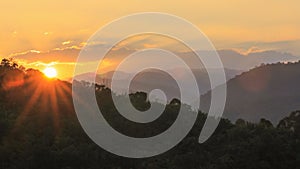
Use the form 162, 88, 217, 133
201, 61, 300, 124
195, 49, 299, 70
71, 68, 243, 102
12, 41, 300, 71
69, 70, 130, 82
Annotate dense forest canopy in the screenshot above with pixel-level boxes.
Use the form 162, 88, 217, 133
0, 58, 299, 169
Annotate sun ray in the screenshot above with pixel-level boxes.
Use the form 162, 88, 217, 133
48, 82, 60, 134
12, 80, 44, 133
55, 83, 73, 115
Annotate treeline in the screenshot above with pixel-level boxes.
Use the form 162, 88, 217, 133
0, 59, 299, 169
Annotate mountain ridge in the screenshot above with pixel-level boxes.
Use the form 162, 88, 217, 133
201, 61, 300, 124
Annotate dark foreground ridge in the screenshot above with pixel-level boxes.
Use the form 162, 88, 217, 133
0, 59, 299, 169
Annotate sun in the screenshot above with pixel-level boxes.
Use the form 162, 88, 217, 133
43, 67, 57, 78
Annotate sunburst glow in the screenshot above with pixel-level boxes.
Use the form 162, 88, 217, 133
43, 67, 57, 78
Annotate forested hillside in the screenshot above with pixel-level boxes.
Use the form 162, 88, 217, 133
201, 61, 300, 124
0, 59, 299, 169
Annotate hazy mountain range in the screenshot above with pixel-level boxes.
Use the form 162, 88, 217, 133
71, 68, 243, 97
196, 49, 299, 70
69, 49, 300, 124
14, 48, 299, 71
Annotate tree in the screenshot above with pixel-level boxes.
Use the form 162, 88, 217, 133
259, 118, 273, 128
0, 58, 20, 69
235, 118, 246, 126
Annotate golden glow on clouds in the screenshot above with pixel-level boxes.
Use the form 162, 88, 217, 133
1, 0, 300, 78
62, 41, 72, 45
1, 0, 299, 55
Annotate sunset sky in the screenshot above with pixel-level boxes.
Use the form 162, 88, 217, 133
1, 0, 300, 79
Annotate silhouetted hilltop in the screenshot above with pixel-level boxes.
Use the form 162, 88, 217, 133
201, 61, 300, 124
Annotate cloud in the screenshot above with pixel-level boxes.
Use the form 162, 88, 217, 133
235, 40, 300, 56
9, 50, 41, 57
111, 34, 188, 52
11, 47, 80, 63
23, 61, 77, 67
232, 47, 270, 55
62, 40, 72, 45
5, 38, 300, 80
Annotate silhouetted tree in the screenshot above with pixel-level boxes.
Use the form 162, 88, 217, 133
259, 118, 273, 128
